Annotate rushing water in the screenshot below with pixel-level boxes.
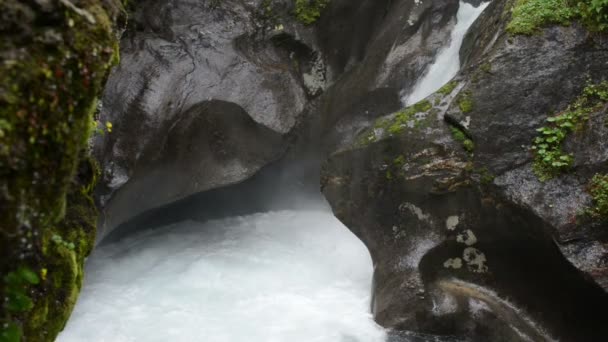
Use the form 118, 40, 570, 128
404, 1, 490, 105
58, 208, 386, 342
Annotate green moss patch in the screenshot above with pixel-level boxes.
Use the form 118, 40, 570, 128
294, 0, 330, 25
0, 0, 123, 340
437, 81, 458, 95
450, 125, 475, 153
457, 91, 474, 113
388, 100, 433, 135
356, 100, 434, 147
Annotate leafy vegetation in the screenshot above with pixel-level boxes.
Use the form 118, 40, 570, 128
294, 0, 330, 24
507, 0, 608, 34
588, 173, 608, 218
1, 267, 40, 342
507, 0, 576, 34
578, 0, 608, 30
450, 126, 475, 153
531, 81, 608, 180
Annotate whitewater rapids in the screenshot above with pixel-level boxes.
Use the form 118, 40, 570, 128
57, 208, 386, 342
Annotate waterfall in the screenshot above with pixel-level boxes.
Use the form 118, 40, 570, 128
404, 1, 490, 105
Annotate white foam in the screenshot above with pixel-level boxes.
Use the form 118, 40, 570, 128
404, 1, 490, 105
58, 209, 386, 342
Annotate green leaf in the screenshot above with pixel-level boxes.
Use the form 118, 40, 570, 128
18, 267, 39, 285
6, 292, 34, 312
3, 272, 22, 287
0, 322, 22, 342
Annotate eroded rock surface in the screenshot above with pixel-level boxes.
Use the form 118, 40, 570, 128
322, 0, 608, 340
95, 0, 466, 235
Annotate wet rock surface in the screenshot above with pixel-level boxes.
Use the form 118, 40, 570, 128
321, 0, 608, 340
93, 0, 608, 340
94, 0, 319, 234
447, 0, 608, 292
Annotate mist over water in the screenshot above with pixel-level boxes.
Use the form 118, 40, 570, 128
58, 207, 386, 342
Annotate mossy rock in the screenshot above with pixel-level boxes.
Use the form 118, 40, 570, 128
294, 0, 330, 25
0, 0, 125, 340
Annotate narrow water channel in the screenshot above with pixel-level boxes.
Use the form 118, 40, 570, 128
58, 207, 386, 342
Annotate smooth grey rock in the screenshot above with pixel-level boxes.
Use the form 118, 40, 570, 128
94, 0, 319, 235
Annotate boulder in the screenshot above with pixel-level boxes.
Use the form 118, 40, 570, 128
94, 0, 319, 234
322, 0, 608, 339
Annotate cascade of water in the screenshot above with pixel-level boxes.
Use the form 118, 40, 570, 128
404, 1, 490, 106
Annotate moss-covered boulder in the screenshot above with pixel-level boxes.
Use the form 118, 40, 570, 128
0, 0, 125, 340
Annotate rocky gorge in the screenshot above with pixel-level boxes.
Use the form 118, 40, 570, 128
2, 0, 608, 341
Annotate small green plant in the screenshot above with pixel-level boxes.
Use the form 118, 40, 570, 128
458, 92, 474, 113
532, 81, 608, 180
4, 268, 39, 313
0, 321, 21, 342
577, 0, 608, 30
508, 0, 608, 34
588, 173, 608, 218
437, 81, 458, 95
90, 118, 113, 136
507, 0, 576, 34
51, 234, 76, 250
294, 0, 330, 25
1, 267, 41, 342
475, 167, 495, 185
393, 155, 406, 168
450, 125, 475, 153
